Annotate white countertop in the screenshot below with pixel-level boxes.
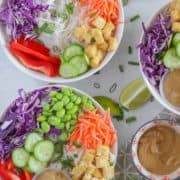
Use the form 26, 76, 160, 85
0, 0, 170, 149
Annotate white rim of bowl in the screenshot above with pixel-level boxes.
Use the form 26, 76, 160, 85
138, 3, 180, 116
131, 119, 180, 180
0, 85, 118, 163
0, 0, 124, 83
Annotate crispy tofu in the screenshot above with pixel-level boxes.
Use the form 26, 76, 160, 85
86, 164, 96, 175
103, 22, 115, 40
96, 145, 110, 157
172, 22, 180, 32
108, 37, 118, 51
72, 164, 87, 179
92, 28, 105, 44
81, 150, 96, 164
85, 44, 98, 59
90, 50, 105, 68
82, 173, 92, 180
102, 166, 115, 179
93, 169, 103, 178
73, 27, 84, 42
98, 42, 109, 51
92, 16, 106, 29
171, 10, 180, 21
96, 156, 109, 168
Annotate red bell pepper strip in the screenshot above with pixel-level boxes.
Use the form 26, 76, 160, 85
0, 167, 21, 180
22, 170, 32, 180
10, 41, 60, 65
10, 47, 59, 77
5, 158, 16, 172
17, 36, 50, 56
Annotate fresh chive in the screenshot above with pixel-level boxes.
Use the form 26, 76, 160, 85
122, 0, 128, 6
128, 46, 132, 54
65, 3, 74, 14
109, 83, 117, 93
128, 61, 139, 66
59, 12, 68, 21
119, 65, 124, 72
94, 71, 101, 75
130, 15, 140, 22
126, 116, 137, 123
93, 82, 101, 89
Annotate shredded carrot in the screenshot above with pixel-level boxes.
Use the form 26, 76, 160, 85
68, 109, 116, 150
79, 0, 120, 25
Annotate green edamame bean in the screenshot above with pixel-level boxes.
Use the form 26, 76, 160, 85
62, 96, 70, 105
55, 123, 65, 130
49, 91, 58, 97
66, 122, 70, 130
41, 122, 50, 133
52, 101, 64, 111
66, 102, 74, 110
70, 119, 77, 126
60, 132, 68, 141
56, 93, 63, 100
70, 95, 77, 102
63, 114, 71, 122
42, 111, 51, 117
75, 97, 81, 105
62, 88, 73, 96
52, 97, 58, 103
37, 115, 46, 122
43, 104, 50, 111
48, 116, 60, 126
81, 96, 88, 103
56, 108, 65, 118
69, 106, 78, 114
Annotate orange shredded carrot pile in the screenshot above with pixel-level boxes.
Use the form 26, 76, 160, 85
79, 0, 120, 24
68, 109, 116, 149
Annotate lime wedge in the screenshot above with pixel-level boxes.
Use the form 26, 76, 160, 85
119, 78, 152, 110
94, 96, 123, 120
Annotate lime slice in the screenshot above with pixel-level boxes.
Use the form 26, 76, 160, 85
94, 96, 123, 120
119, 78, 152, 110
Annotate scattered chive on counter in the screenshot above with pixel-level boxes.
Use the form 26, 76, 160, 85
126, 116, 137, 123
109, 83, 118, 93
130, 14, 140, 22
93, 82, 101, 89
122, 0, 129, 6
128, 46, 132, 54
119, 65, 124, 72
128, 61, 140, 66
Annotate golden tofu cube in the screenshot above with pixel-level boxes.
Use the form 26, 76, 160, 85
172, 22, 180, 32
96, 156, 109, 168
102, 166, 115, 179
82, 173, 92, 180
73, 27, 84, 41
93, 169, 103, 178
103, 22, 115, 40
171, 10, 180, 21
72, 164, 87, 178
85, 45, 98, 58
108, 37, 118, 51
98, 41, 109, 51
90, 57, 101, 68
92, 29, 105, 44
86, 164, 96, 175
82, 150, 95, 164
84, 33, 92, 44
92, 16, 106, 29
96, 145, 110, 157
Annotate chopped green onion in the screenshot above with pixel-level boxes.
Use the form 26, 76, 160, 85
126, 116, 137, 123
130, 15, 140, 22
94, 71, 101, 75
121, 106, 129, 112
128, 61, 139, 66
72, 142, 81, 148
65, 3, 74, 14
93, 82, 101, 89
128, 46, 132, 54
109, 83, 117, 93
122, 0, 129, 6
59, 12, 68, 21
119, 65, 124, 72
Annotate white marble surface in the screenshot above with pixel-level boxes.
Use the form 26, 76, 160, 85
0, 0, 171, 148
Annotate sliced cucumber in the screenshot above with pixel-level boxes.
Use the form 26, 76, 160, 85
176, 42, 180, 57
172, 33, 180, 46
12, 148, 29, 168
70, 55, 88, 75
28, 156, 47, 173
25, 132, 43, 153
94, 96, 124, 120
34, 140, 54, 162
60, 63, 79, 78
163, 48, 180, 68
63, 44, 84, 61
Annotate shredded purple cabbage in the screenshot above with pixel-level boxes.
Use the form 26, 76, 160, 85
0, 86, 59, 160
0, 0, 48, 39
139, 14, 172, 88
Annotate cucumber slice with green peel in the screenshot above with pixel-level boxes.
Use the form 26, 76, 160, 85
94, 96, 123, 120
63, 44, 84, 61
163, 48, 180, 68
172, 33, 180, 46
28, 156, 47, 173
176, 42, 180, 57
12, 148, 29, 168
70, 55, 88, 75
25, 132, 43, 152
60, 63, 79, 78
34, 140, 54, 162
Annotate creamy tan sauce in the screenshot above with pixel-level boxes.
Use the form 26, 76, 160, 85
138, 125, 180, 175
36, 170, 68, 180
164, 69, 180, 107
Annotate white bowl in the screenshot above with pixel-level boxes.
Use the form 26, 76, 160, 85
0, 1, 124, 83
138, 3, 180, 116
0, 85, 118, 162
131, 119, 180, 180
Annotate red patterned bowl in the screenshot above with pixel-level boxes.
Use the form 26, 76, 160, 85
131, 119, 180, 180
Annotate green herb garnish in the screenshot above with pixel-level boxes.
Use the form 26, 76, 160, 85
72, 142, 82, 148
122, 0, 129, 6
59, 12, 69, 21
121, 106, 129, 112
128, 61, 139, 66
109, 83, 117, 93
126, 116, 137, 123
130, 15, 140, 22
119, 65, 124, 72
35, 22, 56, 35
94, 71, 101, 75
93, 82, 101, 89
61, 157, 74, 169
66, 3, 74, 14
128, 46, 132, 54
